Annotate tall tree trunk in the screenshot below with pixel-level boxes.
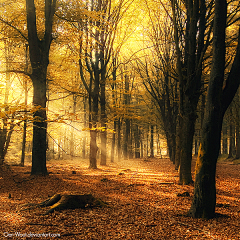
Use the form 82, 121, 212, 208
171, 0, 206, 185
89, 129, 98, 168
128, 120, 133, 159
89, 80, 99, 169
0, 40, 11, 164
235, 92, 240, 159
110, 58, 117, 163
179, 110, 196, 184
70, 95, 77, 157
21, 119, 27, 166
175, 117, 181, 170
222, 124, 228, 154
134, 124, 140, 158
189, 0, 240, 218
228, 106, 235, 158
236, 120, 240, 159
100, 46, 107, 165
82, 96, 87, 159
150, 125, 154, 157
31, 77, 48, 174
123, 119, 130, 159
21, 81, 28, 166
111, 120, 117, 163
123, 70, 130, 159
26, 0, 56, 175
117, 118, 121, 161
21, 44, 29, 167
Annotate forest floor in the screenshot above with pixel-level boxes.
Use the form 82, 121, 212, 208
0, 156, 240, 240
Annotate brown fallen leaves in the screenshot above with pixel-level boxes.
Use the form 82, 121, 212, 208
0, 157, 239, 239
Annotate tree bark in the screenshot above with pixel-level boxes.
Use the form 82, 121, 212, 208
26, 0, 56, 175
236, 120, 240, 159
70, 95, 77, 157
21, 44, 29, 167
189, 0, 240, 218
89, 78, 99, 169
228, 106, 235, 158
134, 124, 140, 158
179, 110, 196, 184
123, 70, 130, 159
150, 125, 154, 157
222, 124, 228, 154
171, 0, 207, 185
235, 93, 240, 159
110, 60, 117, 163
0, 40, 11, 164
111, 120, 117, 162
82, 96, 87, 159
117, 118, 121, 161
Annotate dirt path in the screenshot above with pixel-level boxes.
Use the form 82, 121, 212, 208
0, 157, 239, 239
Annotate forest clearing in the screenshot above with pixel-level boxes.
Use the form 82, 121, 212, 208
0, 156, 239, 239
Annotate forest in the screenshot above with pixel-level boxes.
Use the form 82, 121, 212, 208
0, 0, 240, 238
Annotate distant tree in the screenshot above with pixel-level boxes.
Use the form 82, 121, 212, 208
79, 0, 129, 168
234, 89, 240, 159
0, 39, 14, 164
227, 105, 235, 158
150, 125, 154, 157
20, 44, 30, 167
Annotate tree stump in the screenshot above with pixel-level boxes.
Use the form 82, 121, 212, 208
42, 193, 106, 214
20, 193, 106, 214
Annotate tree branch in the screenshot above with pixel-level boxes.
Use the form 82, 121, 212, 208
0, 17, 28, 41
222, 26, 240, 113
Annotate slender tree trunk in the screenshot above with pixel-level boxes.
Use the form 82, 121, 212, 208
228, 106, 235, 158
123, 119, 130, 159
21, 44, 29, 167
236, 120, 240, 159
110, 58, 117, 163
89, 86, 99, 169
82, 96, 87, 159
235, 93, 240, 158
117, 118, 121, 161
134, 124, 140, 158
89, 129, 98, 168
2, 123, 15, 159
228, 123, 233, 158
0, 40, 11, 164
20, 108, 27, 166
150, 125, 154, 157
222, 124, 228, 154
175, 117, 181, 170
21, 119, 27, 167
123, 71, 130, 159
111, 120, 117, 162
100, 60, 107, 165
194, 131, 199, 156
70, 95, 77, 157
140, 132, 143, 158
100, 125, 107, 165
129, 120, 133, 159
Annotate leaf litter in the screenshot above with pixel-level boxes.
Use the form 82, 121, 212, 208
0, 157, 239, 239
